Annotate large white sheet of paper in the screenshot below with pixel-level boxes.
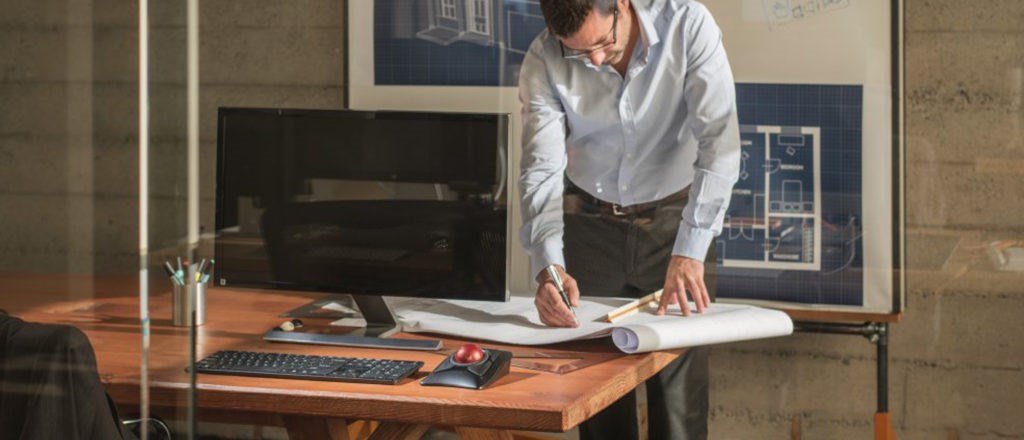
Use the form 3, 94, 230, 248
384, 295, 793, 354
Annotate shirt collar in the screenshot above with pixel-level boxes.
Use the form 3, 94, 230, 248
632, 0, 662, 54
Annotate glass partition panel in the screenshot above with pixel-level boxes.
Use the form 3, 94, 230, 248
143, 0, 200, 438
168, 0, 349, 438
0, 0, 191, 439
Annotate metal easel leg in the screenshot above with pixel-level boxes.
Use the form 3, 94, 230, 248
792, 321, 897, 440
874, 322, 896, 440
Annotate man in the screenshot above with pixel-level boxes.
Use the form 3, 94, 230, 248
517, 0, 740, 438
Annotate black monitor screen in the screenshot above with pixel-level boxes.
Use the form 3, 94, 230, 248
214, 108, 509, 301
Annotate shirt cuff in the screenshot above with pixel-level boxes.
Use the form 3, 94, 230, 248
673, 224, 715, 262
530, 238, 565, 281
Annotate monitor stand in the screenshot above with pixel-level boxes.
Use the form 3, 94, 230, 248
263, 294, 442, 351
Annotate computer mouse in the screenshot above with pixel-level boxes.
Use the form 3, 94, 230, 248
421, 343, 512, 390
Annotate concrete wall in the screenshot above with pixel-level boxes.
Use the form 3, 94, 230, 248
0, 0, 346, 274
709, 1, 1024, 439
2, 0, 1022, 438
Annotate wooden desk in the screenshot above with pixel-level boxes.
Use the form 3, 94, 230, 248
2, 274, 681, 439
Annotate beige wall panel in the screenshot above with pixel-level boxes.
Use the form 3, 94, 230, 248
711, 335, 876, 415
904, 364, 1023, 435
200, 28, 344, 85
0, 137, 69, 194
711, 340, 877, 439
0, 28, 68, 82
0, 194, 71, 252
708, 406, 791, 440
1, 0, 72, 27
93, 26, 139, 83
936, 268, 1024, 296
906, 0, 1024, 32
905, 162, 1024, 228
907, 110, 1024, 164
201, 0, 345, 28
92, 138, 138, 196
0, 84, 69, 139
893, 290, 1023, 367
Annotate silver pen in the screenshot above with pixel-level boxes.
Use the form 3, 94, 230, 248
545, 265, 577, 318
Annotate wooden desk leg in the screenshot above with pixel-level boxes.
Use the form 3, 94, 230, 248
367, 422, 430, 440
283, 415, 350, 440
454, 427, 515, 440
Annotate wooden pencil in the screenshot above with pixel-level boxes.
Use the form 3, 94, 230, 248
605, 290, 664, 323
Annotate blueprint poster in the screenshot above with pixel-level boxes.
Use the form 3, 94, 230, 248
373, 0, 545, 87
718, 84, 864, 306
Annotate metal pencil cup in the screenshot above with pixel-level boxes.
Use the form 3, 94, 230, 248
172, 282, 206, 327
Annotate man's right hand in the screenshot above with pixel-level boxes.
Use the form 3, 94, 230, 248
534, 265, 580, 328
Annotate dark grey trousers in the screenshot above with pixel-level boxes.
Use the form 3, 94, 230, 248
564, 191, 716, 440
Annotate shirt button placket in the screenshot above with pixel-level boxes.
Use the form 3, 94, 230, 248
619, 92, 636, 206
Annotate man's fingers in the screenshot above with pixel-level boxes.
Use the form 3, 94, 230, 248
689, 277, 711, 314
656, 287, 673, 315
537, 286, 577, 327
688, 277, 705, 314
547, 283, 578, 327
537, 298, 566, 327
658, 288, 690, 316
563, 276, 581, 307
678, 288, 692, 316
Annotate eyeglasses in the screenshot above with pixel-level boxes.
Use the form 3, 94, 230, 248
560, 8, 619, 60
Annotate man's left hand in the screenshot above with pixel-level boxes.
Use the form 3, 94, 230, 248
656, 255, 710, 317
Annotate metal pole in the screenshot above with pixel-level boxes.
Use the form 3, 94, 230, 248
877, 323, 889, 413
794, 321, 894, 439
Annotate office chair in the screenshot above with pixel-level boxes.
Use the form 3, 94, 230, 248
0, 313, 153, 440
122, 416, 172, 440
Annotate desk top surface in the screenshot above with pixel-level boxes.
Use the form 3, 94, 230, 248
1, 273, 680, 432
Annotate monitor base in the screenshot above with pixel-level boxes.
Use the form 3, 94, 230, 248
265, 294, 442, 351
262, 329, 442, 351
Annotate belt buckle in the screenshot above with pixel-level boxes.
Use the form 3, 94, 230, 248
611, 203, 627, 216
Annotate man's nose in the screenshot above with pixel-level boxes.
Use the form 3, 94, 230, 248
588, 51, 605, 66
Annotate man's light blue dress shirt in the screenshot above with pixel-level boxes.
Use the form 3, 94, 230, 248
518, 0, 741, 278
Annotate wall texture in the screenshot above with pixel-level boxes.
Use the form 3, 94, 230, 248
709, 1, 1024, 439
1, 0, 1022, 439
0, 0, 347, 273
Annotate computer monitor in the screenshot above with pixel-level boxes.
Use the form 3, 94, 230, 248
214, 107, 509, 345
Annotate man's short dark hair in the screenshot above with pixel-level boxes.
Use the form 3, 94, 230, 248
539, 0, 618, 38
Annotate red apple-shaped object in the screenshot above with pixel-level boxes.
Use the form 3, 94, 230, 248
453, 343, 486, 364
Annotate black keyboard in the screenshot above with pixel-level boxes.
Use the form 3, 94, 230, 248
193, 350, 424, 385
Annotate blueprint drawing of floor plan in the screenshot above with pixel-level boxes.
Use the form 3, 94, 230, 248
720, 125, 822, 271
716, 83, 865, 306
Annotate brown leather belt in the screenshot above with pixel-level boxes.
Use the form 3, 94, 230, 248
566, 180, 688, 216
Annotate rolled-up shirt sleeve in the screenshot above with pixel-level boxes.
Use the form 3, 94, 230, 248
675, 4, 741, 261
518, 37, 569, 278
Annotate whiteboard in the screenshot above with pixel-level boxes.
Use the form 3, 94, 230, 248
704, 0, 903, 315
348, 0, 904, 316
